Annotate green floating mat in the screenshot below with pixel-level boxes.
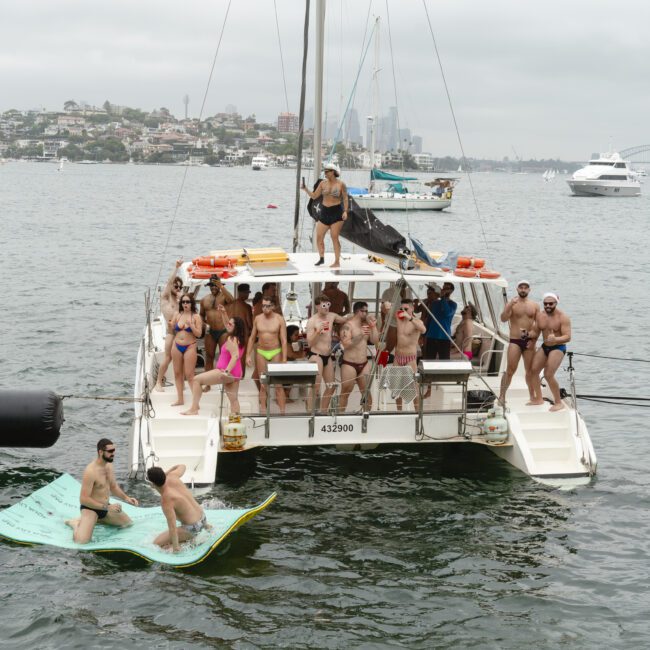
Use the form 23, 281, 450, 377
0, 473, 276, 568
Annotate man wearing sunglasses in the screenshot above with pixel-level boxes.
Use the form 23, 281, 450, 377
306, 294, 351, 412
65, 439, 139, 544
529, 293, 572, 412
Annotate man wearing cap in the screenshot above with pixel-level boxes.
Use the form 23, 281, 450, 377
529, 293, 571, 411
200, 275, 234, 373
301, 163, 348, 267
423, 282, 457, 360
499, 280, 540, 405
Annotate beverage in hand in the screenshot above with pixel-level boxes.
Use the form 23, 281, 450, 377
322, 321, 330, 332
362, 325, 370, 336
397, 310, 406, 319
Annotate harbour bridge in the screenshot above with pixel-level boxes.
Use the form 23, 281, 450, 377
620, 145, 650, 164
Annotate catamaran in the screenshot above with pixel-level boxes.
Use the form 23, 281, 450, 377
129, 1, 596, 489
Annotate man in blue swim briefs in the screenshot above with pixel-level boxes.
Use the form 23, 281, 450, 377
147, 465, 210, 553
65, 438, 139, 544
529, 292, 572, 411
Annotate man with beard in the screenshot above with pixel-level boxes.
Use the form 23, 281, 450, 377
65, 439, 138, 544
499, 280, 540, 405
529, 293, 572, 411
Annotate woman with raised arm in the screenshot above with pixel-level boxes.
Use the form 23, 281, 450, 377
301, 162, 349, 268
170, 293, 203, 406
182, 315, 246, 416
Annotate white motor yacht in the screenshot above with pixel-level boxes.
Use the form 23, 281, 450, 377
567, 152, 641, 196
251, 155, 269, 171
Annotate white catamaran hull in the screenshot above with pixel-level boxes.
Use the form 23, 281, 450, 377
353, 193, 451, 211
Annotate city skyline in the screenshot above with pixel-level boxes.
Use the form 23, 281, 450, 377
2, 1, 650, 160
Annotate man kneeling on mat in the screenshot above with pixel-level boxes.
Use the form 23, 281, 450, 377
147, 465, 211, 552
65, 438, 139, 544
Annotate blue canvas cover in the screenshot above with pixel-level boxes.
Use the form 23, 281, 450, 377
0, 474, 276, 568
370, 169, 418, 182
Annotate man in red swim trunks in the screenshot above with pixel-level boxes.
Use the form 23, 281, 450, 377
499, 280, 540, 405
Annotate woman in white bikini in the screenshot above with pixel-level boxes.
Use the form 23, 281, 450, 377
301, 162, 349, 268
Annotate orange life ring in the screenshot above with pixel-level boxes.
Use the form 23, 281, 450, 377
478, 269, 500, 279
192, 256, 236, 268
456, 256, 486, 269
454, 268, 479, 278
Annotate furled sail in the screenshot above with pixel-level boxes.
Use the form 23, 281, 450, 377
370, 169, 418, 182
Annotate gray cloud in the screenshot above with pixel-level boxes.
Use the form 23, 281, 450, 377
2, 0, 649, 159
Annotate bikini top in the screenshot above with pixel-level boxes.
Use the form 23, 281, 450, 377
322, 182, 342, 198
174, 321, 193, 333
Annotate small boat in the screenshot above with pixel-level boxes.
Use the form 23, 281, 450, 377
567, 152, 640, 197
251, 155, 269, 171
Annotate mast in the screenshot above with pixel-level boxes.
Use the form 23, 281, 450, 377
313, 0, 326, 178
369, 17, 380, 189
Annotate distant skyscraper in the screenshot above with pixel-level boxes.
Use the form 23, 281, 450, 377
412, 135, 423, 154
277, 112, 299, 133
398, 128, 412, 151
346, 108, 361, 146
387, 107, 398, 151
304, 107, 314, 131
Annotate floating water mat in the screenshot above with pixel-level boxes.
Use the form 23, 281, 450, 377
0, 474, 276, 568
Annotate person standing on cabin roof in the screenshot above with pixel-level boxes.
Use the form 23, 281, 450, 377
301, 162, 349, 268
498, 280, 540, 406
65, 438, 138, 544
200, 275, 234, 374
528, 293, 571, 412
155, 259, 184, 392
247, 295, 288, 414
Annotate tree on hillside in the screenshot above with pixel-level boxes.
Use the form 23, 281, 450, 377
103, 100, 112, 115
64, 100, 78, 112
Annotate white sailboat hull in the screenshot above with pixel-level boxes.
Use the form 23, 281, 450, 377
353, 193, 451, 211
567, 179, 640, 197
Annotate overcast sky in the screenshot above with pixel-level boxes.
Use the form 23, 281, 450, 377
2, 0, 649, 160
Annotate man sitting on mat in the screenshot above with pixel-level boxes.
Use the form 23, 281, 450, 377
147, 465, 211, 552
65, 438, 139, 544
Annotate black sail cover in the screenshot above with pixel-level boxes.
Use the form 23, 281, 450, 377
307, 181, 407, 259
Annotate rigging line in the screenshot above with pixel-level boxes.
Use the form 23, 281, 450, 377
326, 20, 377, 162
576, 394, 650, 402
421, 0, 490, 255
577, 396, 650, 408
384, 0, 413, 234
573, 351, 650, 364
152, 0, 232, 290
273, 0, 291, 113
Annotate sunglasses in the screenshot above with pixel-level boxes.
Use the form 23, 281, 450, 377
181, 300, 191, 304
543, 302, 556, 307
103, 448, 116, 454
319, 302, 331, 307
262, 304, 273, 309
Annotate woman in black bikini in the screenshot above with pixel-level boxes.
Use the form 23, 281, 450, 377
170, 293, 203, 406
301, 162, 349, 268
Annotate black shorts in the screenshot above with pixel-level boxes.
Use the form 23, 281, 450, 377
319, 204, 343, 226
424, 338, 451, 360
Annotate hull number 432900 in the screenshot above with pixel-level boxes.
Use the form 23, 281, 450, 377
321, 424, 354, 433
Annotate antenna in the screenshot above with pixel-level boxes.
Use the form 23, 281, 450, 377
183, 94, 189, 120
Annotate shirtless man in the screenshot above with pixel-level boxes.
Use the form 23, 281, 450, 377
381, 284, 413, 354
200, 275, 234, 372
338, 301, 379, 412
155, 259, 183, 391
253, 282, 281, 317
65, 439, 138, 544
306, 294, 350, 412
227, 284, 253, 342
393, 298, 426, 410
322, 282, 350, 316
499, 280, 540, 405
246, 296, 288, 414
529, 293, 572, 412
147, 465, 210, 552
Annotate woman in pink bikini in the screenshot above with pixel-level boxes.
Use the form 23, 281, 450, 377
181, 316, 246, 416
170, 293, 203, 406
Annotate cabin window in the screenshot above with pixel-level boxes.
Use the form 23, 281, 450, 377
596, 175, 627, 180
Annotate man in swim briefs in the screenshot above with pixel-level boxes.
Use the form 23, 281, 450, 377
306, 294, 350, 412
529, 293, 572, 412
338, 301, 379, 412
155, 259, 184, 391
247, 295, 288, 414
147, 465, 210, 552
393, 298, 426, 410
65, 438, 138, 544
200, 275, 234, 372
498, 280, 540, 405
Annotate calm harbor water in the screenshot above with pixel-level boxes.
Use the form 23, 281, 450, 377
1, 162, 650, 648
